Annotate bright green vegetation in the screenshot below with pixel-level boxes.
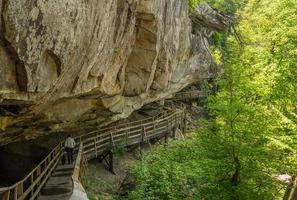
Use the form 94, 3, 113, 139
188, 0, 244, 14
83, 162, 115, 200
125, 0, 297, 199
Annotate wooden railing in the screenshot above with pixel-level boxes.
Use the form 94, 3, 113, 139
0, 109, 185, 200
72, 143, 87, 183
174, 90, 210, 100
78, 109, 185, 160
0, 143, 63, 200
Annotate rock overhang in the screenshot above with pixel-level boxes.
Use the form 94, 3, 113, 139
0, 0, 232, 145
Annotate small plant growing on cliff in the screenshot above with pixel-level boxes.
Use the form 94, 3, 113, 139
107, 138, 128, 157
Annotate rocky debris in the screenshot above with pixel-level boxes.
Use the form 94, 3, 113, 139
0, 0, 232, 145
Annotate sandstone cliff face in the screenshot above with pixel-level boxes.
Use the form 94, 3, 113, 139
0, 0, 218, 145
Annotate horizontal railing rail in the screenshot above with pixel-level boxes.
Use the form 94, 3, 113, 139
174, 90, 210, 100
72, 143, 85, 182
81, 109, 184, 160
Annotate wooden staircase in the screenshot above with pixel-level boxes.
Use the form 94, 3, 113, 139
0, 109, 186, 200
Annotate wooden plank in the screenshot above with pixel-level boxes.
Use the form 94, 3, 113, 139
80, 111, 172, 139
2, 190, 10, 200
143, 126, 147, 143
30, 174, 34, 197
29, 154, 60, 200
14, 186, 17, 200
17, 183, 23, 199
23, 150, 61, 199
127, 133, 142, 140
73, 144, 83, 180
94, 138, 98, 158
85, 142, 106, 155
110, 132, 115, 148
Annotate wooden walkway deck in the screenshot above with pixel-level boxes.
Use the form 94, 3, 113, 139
173, 90, 210, 100
0, 109, 186, 200
37, 164, 74, 200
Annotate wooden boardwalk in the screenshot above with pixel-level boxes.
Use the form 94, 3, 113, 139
37, 164, 74, 200
174, 90, 209, 100
0, 109, 186, 200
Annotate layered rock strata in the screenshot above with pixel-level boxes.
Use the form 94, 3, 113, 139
0, 0, 229, 145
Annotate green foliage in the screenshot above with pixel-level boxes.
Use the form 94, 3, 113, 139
113, 138, 129, 157
83, 163, 117, 200
188, 0, 245, 15
125, 0, 297, 199
106, 138, 128, 157
125, 124, 293, 199
126, 134, 236, 200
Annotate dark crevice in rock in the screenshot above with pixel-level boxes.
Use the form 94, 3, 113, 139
0, 105, 23, 115
123, 12, 157, 97
41, 50, 62, 78
115, 0, 126, 38
0, 140, 49, 186
0, 0, 6, 34
71, 75, 80, 93
0, 0, 28, 92
14, 54, 28, 91
46, 50, 62, 76
36, 50, 62, 92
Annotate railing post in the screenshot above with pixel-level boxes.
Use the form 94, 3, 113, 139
172, 126, 177, 139
17, 183, 23, 199
36, 166, 41, 190
153, 117, 156, 136
125, 124, 129, 140
167, 118, 169, 133
141, 126, 145, 143
109, 151, 114, 174
174, 114, 177, 127
164, 132, 168, 144
60, 141, 63, 150
14, 185, 17, 200
2, 190, 10, 200
31, 173, 34, 196
47, 156, 51, 166
143, 126, 148, 143
94, 138, 97, 158
183, 109, 187, 134
110, 132, 115, 148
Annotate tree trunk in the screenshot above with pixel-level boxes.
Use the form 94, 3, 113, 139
231, 157, 241, 186
283, 176, 297, 200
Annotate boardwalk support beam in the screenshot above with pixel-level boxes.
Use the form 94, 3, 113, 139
99, 151, 115, 174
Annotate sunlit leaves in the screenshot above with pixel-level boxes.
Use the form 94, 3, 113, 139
125, 0, 296, 199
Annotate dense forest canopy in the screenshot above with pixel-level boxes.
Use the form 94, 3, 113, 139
125, 0, 297, 199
